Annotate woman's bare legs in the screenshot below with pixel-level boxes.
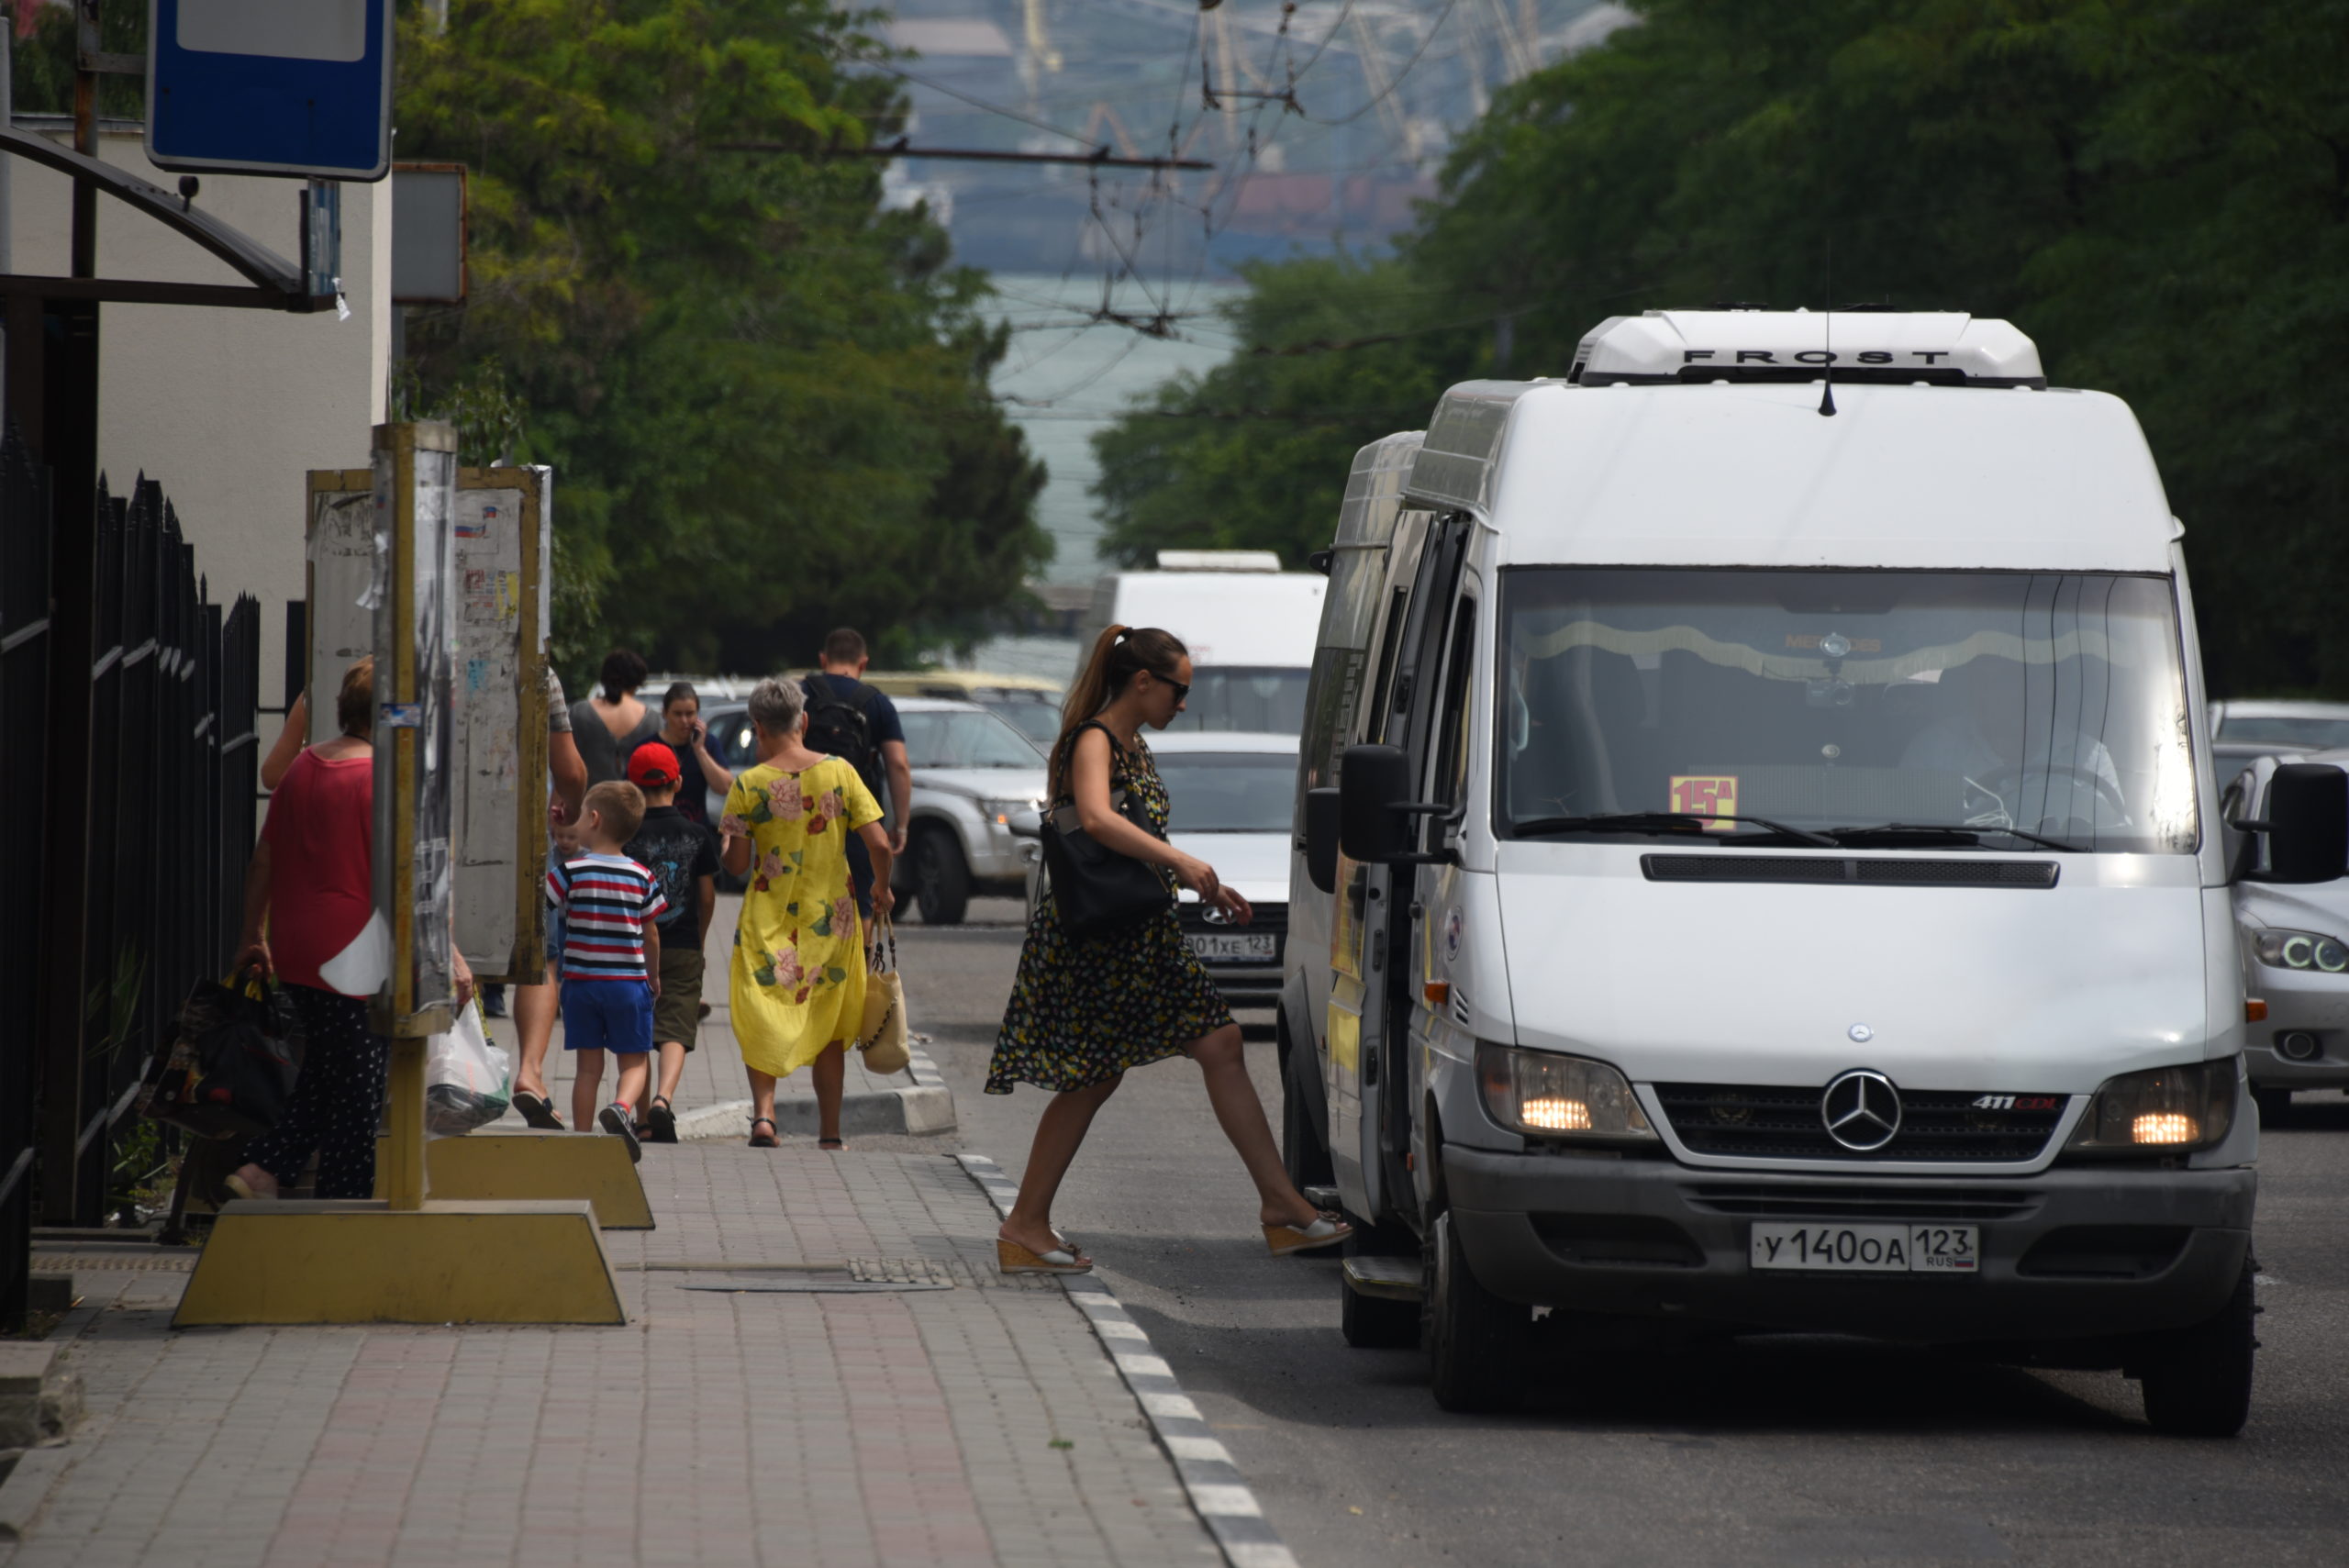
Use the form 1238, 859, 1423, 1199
514, 975, 558, 1101
1189, 1024, 1322, 1229
1001, 1075, 1122, 1260
746, 1065, 777, 1131
811, 1042, 845, 1144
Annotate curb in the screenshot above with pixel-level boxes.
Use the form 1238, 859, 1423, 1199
956, 1153, 1298, 1568
674, 1042, 955, 1141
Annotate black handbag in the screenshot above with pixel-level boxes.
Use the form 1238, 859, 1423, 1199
1041, 725, 1175, 939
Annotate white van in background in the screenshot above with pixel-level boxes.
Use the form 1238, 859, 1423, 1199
1083, 550, 1325, 733
1278, 308, 2349, 1436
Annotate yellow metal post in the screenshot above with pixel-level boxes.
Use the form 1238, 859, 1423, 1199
382, 1040, 429, 1211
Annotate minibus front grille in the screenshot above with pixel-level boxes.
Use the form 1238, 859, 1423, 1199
1687, 1184, 2039, 1221
1641, 855, 2058, 888
1654, 1084, 2066, 1162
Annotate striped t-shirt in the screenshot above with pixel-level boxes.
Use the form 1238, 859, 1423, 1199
546, 853, 669, 981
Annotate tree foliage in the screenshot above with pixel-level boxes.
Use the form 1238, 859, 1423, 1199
1094, 0, 2349, 694
396, 0, 1048, 675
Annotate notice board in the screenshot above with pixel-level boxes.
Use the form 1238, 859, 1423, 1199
306, 463, 551, 986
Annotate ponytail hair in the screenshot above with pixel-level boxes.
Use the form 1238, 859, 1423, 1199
1050, 624, 1189, 796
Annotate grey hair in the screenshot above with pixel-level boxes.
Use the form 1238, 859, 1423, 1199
746, 676, 806, 736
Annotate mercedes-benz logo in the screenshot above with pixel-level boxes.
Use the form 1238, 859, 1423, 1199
1820, 1069, 1902, 1152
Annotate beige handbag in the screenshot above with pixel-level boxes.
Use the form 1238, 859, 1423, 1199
858, 917, 910, 1076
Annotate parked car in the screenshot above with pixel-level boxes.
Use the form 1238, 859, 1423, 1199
2223, 749, 2349, 1121
2208, 699, 2349, 768
1021, 732, 1297, 1006
889, 697, 1049, 926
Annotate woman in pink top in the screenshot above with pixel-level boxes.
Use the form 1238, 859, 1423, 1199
226, 658, 473, 1201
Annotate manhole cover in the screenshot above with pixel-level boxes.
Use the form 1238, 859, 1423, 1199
633, 1258, 959, 1293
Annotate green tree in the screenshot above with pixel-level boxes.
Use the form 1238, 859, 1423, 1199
1092, 254, 1468, 568
396, 0, 1049, 675
1093, 0, 2349, 693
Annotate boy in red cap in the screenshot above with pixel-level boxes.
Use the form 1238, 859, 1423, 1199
623, 741, 720, 1141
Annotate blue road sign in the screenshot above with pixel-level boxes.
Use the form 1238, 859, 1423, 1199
146, 0, 394, 181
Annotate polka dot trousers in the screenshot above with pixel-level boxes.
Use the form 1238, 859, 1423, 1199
245, 984, 389, 1200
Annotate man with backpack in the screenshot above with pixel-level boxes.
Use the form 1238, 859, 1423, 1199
802, 628, 913, 920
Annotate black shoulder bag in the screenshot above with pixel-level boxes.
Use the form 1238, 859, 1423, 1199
1040, 722, 1175, 939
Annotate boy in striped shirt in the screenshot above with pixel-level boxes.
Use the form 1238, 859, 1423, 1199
547, 781, 668, 1161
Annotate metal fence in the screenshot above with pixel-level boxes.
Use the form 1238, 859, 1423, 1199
1, 425, 259, 1324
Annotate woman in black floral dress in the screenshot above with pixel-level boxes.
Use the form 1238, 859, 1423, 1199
988, 625, 1351, 1274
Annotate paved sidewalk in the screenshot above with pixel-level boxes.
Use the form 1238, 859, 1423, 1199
488, 894, 942, 1146
7, 1146, 1222, 1567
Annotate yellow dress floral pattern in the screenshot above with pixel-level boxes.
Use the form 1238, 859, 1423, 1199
723, 758, 883, 1078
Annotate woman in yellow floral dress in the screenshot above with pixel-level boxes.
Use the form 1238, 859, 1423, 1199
719, 677, 894, 1148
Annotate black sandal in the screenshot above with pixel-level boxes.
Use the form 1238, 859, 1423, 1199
748, 1116, 778, 1149
818, 1137, 845, 1151
513, 1090, 564, 1131
646, 1096, 678, 1144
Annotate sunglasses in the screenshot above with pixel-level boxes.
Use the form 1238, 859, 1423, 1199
1152, 671, 1190, 705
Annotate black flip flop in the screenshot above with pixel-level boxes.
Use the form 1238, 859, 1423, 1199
514, 1091, 564, 1131
647, 1096, 678, 1144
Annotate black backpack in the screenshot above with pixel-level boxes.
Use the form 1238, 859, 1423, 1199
803, 673, 881, 793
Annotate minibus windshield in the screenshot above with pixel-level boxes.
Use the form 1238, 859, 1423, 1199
1498, 570, 2198, 854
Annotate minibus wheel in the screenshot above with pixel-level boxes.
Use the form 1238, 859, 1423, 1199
1425, 1207, 1532, 1412
2136, 1258, 2256, 1438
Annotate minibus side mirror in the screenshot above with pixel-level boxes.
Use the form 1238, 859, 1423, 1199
1339, 743, 1446, 864
2236, 762, 2349, 884
1304, 787, 1341, 893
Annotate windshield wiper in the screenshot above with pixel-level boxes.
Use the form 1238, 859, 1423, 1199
1514, 812, 1839, 848
1826, 821, 2080, 852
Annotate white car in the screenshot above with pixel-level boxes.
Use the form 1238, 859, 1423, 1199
1021, 732, 1298, 1006
891, 696, 1049, 926
2224, 749, 2349, 1118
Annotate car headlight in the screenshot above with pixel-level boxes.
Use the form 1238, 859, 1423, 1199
2065, 1059, 2236, 1153
2254, 928, 2349, 973
1477, 1043, 1655, 1141
982, 796, 1041, 830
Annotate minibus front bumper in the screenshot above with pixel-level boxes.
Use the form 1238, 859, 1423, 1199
1442, 1145, 2254, 1343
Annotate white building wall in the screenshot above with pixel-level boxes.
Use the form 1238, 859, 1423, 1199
6, 120, 392, 706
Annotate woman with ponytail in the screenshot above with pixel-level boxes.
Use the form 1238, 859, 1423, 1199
985, 625, 1351, 1273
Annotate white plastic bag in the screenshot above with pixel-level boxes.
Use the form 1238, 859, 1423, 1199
424, 1002, 513, 1136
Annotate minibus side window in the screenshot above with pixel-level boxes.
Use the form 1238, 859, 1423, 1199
1364, 586, 1410, 745
1431, 597, 1479, 812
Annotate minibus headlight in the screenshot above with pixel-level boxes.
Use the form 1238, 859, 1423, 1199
2254, 928, 2349, 973
2065, 1060, 2235, 1154
1477, 1044, 1655, 1141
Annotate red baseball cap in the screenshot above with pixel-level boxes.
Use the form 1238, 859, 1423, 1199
627, 741, 682, 788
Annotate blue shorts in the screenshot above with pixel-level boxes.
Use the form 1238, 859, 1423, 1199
560, 979, 652, 1055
